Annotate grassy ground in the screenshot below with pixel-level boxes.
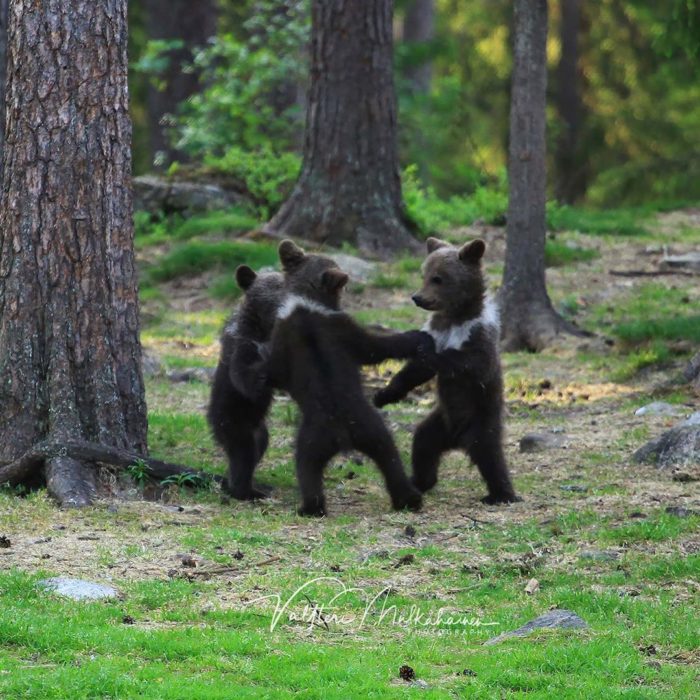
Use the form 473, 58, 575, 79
0, 207, 699, 698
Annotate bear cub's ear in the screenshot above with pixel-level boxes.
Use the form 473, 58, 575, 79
458, 239, 486, 263
278, 240, 306, 271
426, 237, 450, 254
235, 265, 257, 291
322, 268, 349, 291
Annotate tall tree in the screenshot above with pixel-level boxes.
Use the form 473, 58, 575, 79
0, 0, 8, 177
143, 0, 217, 166
499, 0, 583, 351
0, 0, 147, 506
403, 0, 434, 93
554, 0, 587, 203
264, 0, 417, 256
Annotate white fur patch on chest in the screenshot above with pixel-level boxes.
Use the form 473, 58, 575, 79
423, 296, 499, 351
277, 294, 339, 320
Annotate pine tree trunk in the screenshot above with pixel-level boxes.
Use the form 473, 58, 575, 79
403, 0, 434, 93
499, 0, 583, 351
143, 0, 217, 167
554, 0, 588, 203
0, 0, 8, 179
0, 0, 147, 507
264, 0, 418, 257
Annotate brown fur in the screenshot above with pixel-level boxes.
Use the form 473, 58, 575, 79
375, 237, 519, 504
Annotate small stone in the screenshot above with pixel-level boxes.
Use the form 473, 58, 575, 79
329, 564, 342, 573
519, 433, 566, 453
560, 484, 588, 493
485, 609, 588, 645
524, 578, 540, 595
665, 506, 695, 518
580, 549, 620, 562
660, 251, 700, 272
39, 577, 119, 601
634, 402, 684, 417
410, 679, 429, 689
457, 669, 477, 677
329, 254, 377, 282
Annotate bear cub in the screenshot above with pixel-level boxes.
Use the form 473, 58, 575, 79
207, 265, 284, 500
374, 237, 519, 504
261, 240, 434, 516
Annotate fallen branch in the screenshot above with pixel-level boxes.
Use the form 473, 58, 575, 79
609, 269, 696, 278
0, 439, 221, 489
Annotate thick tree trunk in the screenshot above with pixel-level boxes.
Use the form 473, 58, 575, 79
143, 0, 217, 167
554, 0, 588, 203
403, 0, 434, 93
499, 0, 584, 352
0, 0, 147, 506
0, 0, 8, 179
264, 0, 418, 257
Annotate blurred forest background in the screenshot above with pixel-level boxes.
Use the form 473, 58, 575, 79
128, 0, 700, 227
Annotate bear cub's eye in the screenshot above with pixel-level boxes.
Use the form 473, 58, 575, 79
431, 275, 443, 285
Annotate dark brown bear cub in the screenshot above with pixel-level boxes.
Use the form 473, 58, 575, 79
262, 240, 434, 517
374, 237, 519, 504
207, 266, 284, 500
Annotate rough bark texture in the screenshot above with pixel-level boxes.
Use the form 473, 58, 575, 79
143, 0, 217, 166
264, 0, 418, 257
684, 350, 700, 394
402, 0, 434, 93
554, 0, 588, 203
499, 0, 584, 352
0, 0, 147, 506
0, 0, 8, 177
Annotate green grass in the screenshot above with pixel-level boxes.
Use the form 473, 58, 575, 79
547, 205, 650, 237
545, 239, 600, 267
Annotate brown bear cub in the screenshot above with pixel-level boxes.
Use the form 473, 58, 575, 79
374, 237, 519, 505
260, 240, 434, 517
207, 265, 284, 500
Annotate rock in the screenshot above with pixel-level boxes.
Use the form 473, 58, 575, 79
39, 577, 119, 601
659, 251, 700, 273
665, 506, 696, 518
133, 176, 249, 218
410, 680, 429, 689
141, 350, 163, 378
680, 412, 700, 427
634, 422, 700, 469
560, 484, 588, 493
634, 402, 685, 417
579, 549, 620, 562
524, 578, 540, 595
167, 367, 215, 384
519, 433, 566, 453
485, 609, 588, 646
328, 253, 377, 282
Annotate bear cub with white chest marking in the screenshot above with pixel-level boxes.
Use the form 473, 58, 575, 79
262, 240, 435, 517
207, 266, 284, 500
374, 237, 519, 504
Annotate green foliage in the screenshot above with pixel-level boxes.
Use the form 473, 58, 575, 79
403, 165, 507, 235
126, 459, 150, 487
544, 240, 599, 267
142, 240, 278, 287
547, 205, 649, 236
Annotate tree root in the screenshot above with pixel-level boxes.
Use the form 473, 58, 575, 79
0, 439, 222, 501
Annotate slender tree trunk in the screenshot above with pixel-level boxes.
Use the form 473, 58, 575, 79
554, 0, 587, 203
0, 0, 147, 506
143, 0, 217, 167
403, 0, 434, 93
499, 0, 584, 351
264, 0, 418, 257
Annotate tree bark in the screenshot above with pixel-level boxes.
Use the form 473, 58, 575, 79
554, 0, 588, 203
263, 0, 418, 257
402, 0, 434, 93
143, 0, 217, 167
0, 0, 8, 180
499, 0, 585, 351
0, 0, 147, 507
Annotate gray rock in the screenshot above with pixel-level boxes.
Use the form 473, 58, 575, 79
634, 402, 685, 417
659, 251, 700, 272
579, 549, 620, 562
560, 484, 588, 493
133, 176, 248, 218
167, 367, 215, 384
141, 350, 163, 378
680, 412, 700, 427
485, 609, 587, 646
329, 253, 377, 283
39, 577, 119, 601
634, 423, 700, 469
665, 506, 696, 518
519, 433, 566, 453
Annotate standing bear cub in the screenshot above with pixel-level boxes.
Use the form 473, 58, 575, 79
261, 240, 434, 516
374, 237, 520, 504
207, 266, 284, 500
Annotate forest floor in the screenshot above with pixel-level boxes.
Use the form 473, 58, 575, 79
0, 207, 699, 698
